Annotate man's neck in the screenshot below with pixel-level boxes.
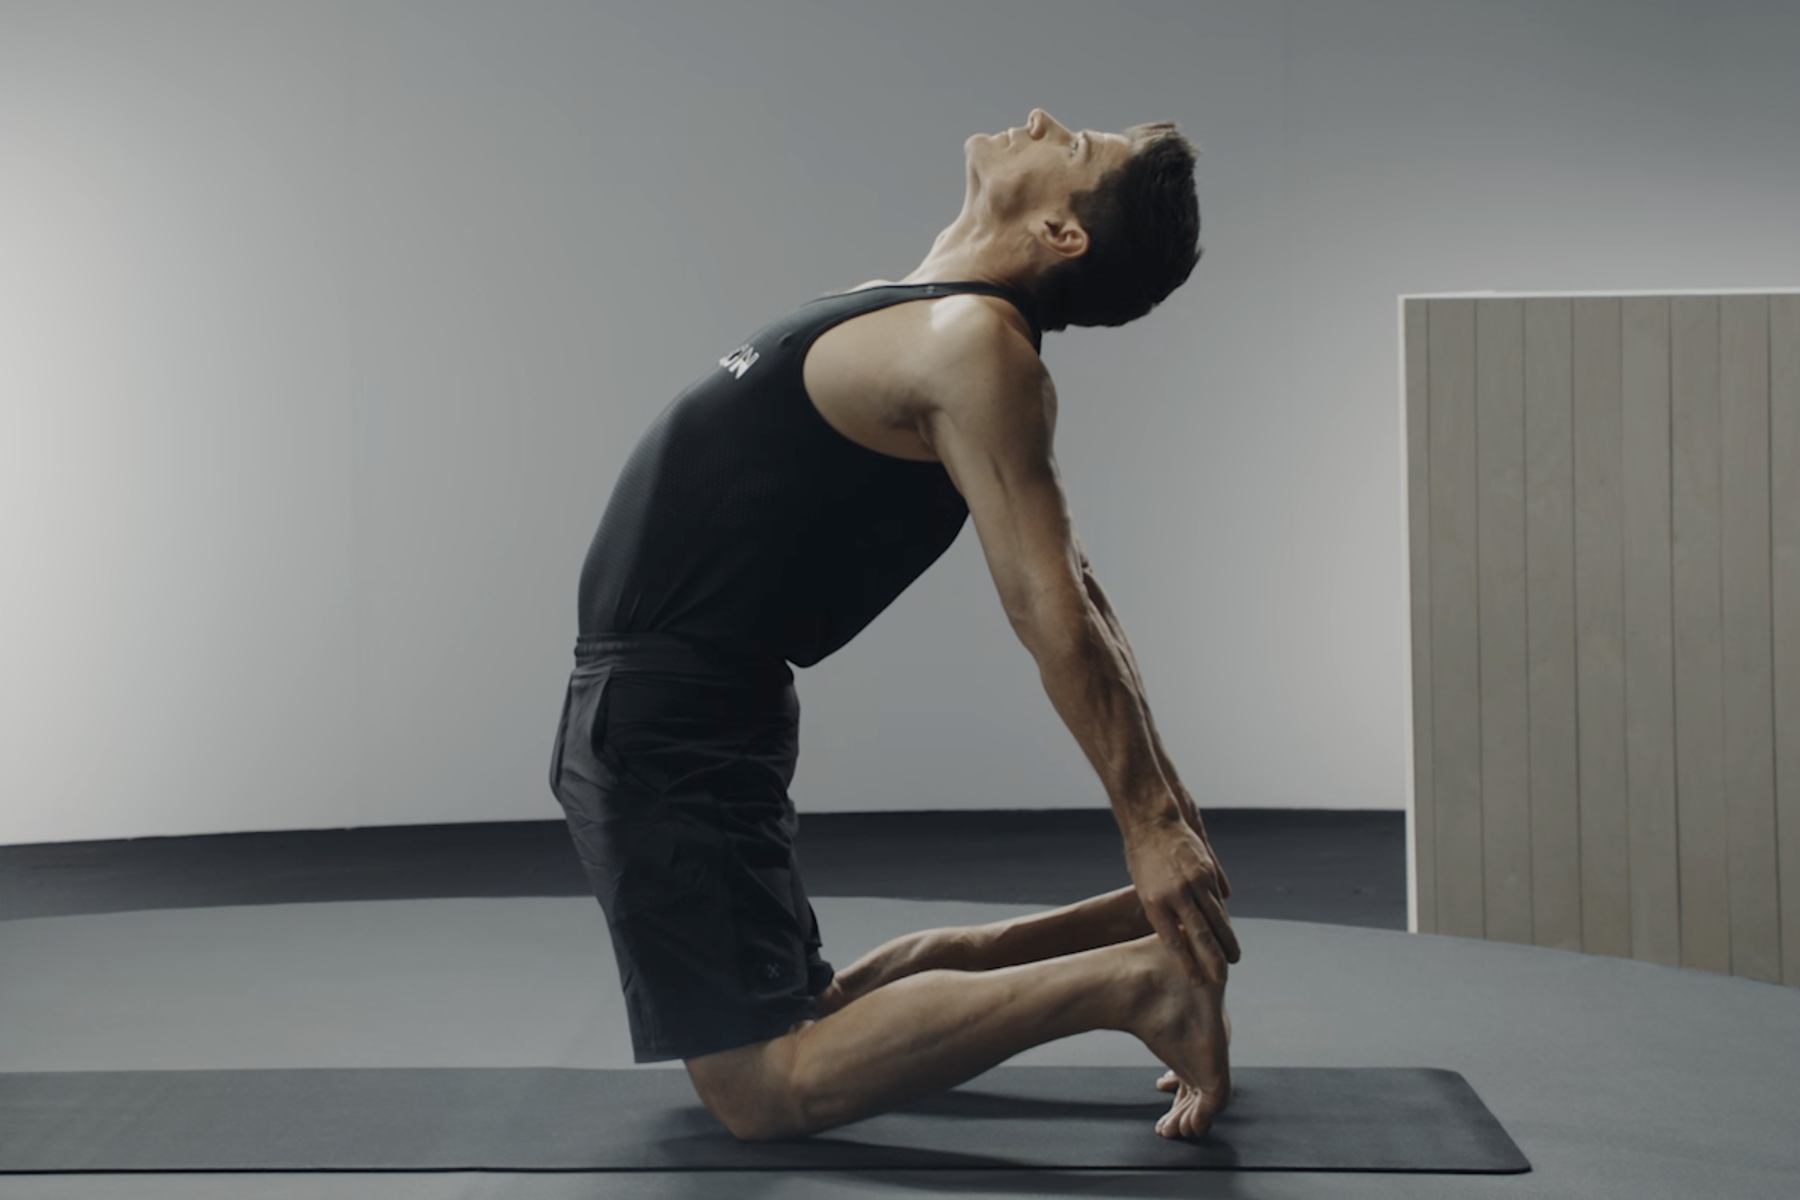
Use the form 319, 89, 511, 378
901, 215, 1031, 290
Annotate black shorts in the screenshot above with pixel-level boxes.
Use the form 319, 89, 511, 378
547, 632, 834, 1063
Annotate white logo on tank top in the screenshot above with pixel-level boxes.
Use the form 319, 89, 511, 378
720, 344, 760, 379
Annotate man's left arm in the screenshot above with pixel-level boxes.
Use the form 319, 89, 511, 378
1075, 536, 1232, 901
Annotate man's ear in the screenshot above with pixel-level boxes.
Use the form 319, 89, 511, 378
1036, 212, 1090, 262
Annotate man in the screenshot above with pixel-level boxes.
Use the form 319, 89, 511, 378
549, 108, 1240, 1143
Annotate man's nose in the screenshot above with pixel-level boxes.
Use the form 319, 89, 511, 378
1028, 108, 1067, 139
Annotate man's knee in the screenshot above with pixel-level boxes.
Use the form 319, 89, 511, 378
685, 1026, 814, 1141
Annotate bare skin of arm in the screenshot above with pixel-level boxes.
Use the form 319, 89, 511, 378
1075, 536, 1232, 901
909, 300, 1240, 988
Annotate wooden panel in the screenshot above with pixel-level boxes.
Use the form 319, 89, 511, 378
1670, 296, 1731, 976
1719, 296, 1781, 983
1572, 298, 1631, 958
1620, 297, 1681, 968
1773, 295, 1800, 988
1410, 290, 1798, 989
1427, 299, 1484, 939
1476, 300, 1532, 945
1523, 299, 1581, 952
1405, 299, 1437, 934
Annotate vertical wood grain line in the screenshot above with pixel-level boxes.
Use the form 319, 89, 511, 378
1621, 297, 1681, 968
1772, 295, 1800, 988
1573, 298, 1631, 958
1429, 299, 1484, 939
1406, 299, 1438, 934
1525, 298, 1581, 952
1720, 296, 1781, 983
1671, 296, 1732, 975
1477, 300, 1533, 944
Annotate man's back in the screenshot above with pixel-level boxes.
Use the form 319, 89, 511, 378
575, 281, 1043, 668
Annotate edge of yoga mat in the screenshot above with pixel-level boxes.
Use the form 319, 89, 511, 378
0, 1066, 1531, 1175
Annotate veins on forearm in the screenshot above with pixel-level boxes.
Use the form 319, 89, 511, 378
1081, 563, 1198, 819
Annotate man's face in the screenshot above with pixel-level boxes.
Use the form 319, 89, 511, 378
964, 108, 1136, 218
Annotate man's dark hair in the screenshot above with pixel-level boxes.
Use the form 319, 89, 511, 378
1030, 122, 1202, 332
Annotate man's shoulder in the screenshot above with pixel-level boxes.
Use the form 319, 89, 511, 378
804, 286, 1047, 433
920, 291, 1038, 352
906, 293, 1045, 396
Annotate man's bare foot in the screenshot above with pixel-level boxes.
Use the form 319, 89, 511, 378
1155, 999, 1229, 1093
1123, 935, 1232, 1140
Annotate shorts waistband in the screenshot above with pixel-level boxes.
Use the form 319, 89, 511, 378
573, 631, 792, 688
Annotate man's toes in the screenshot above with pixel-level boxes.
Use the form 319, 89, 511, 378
1174, 1089, 1198, 1139
1157, 1097, 1185, 1138
1157, 1085, 1222, 1141
1158, 1090, 1192, 1139
1187, 1090, 1219, 1139
1155, 1068, 1179, 1093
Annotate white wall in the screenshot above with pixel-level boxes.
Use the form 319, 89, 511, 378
3, 0, 1798, 844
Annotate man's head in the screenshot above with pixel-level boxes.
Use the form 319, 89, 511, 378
964, 109, 1201, 331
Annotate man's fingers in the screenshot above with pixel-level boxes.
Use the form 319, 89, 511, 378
1195, 888, 1242, 964
1163, 901, 1227, 987
1189, 923, 1228, 985
1175, 886, 1234, 977
1151, 906, 1211, 987
1175, 799, 1230, 900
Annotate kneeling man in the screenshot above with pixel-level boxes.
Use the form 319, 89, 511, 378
549, 108, 1240, 1142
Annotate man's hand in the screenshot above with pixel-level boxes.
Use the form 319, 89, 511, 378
1124, 817, 1241, 988
1172, 783, 1231, 901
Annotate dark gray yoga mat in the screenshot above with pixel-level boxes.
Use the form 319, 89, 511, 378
0, 1066, 1529, 1174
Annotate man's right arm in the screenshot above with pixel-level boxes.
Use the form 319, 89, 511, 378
906, 303, 1240, 986
1076, 535, 1232, 901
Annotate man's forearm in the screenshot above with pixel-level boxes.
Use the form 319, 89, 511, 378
1081, 568, 1210, 839
1022, 601, 1182, 836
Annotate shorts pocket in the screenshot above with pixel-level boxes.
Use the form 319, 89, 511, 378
551, 665, 617, 795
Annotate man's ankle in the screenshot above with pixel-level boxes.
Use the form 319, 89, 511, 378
1110, 936, 1169, 1034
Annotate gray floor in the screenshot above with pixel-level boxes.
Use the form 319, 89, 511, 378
3, 895, 1798, 1199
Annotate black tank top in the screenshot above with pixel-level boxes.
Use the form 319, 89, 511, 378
576, 281, 1044, 668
